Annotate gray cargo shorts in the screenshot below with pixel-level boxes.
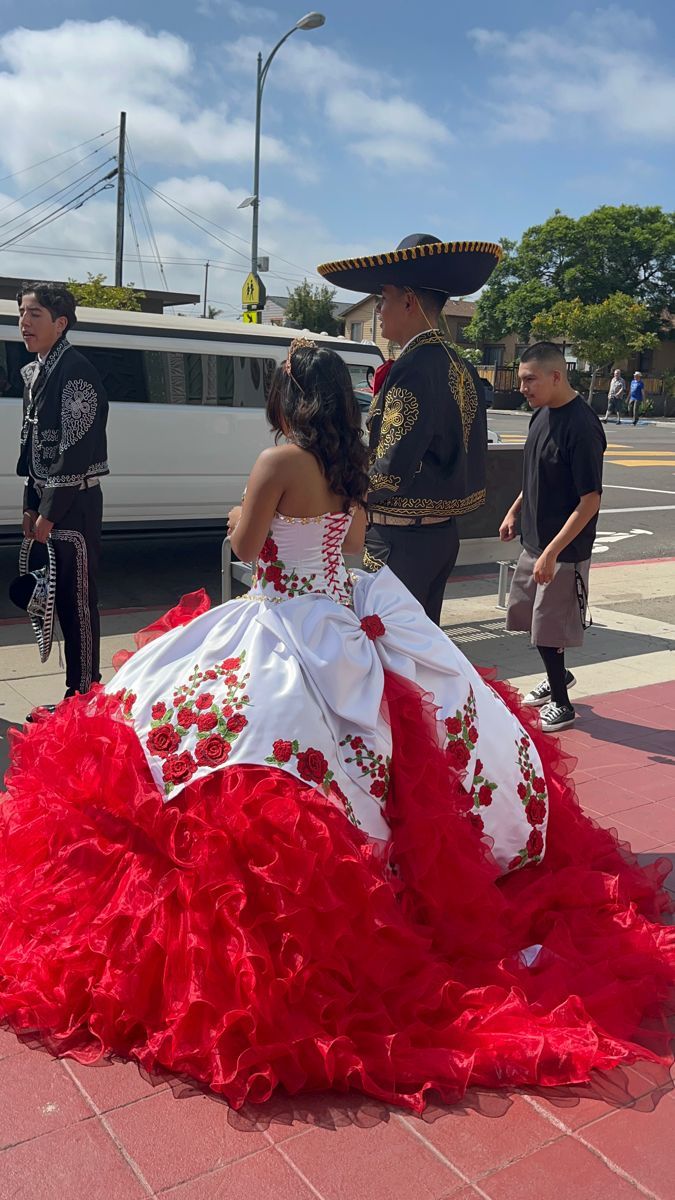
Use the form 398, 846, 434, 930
505, 549, 591, 648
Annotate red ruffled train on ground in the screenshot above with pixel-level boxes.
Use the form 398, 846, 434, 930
0, 594, 673, 1113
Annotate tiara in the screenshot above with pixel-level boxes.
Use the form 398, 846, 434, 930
283, 336, 315, 377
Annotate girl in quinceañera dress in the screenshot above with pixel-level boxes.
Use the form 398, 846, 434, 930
0, 339, 673, 1113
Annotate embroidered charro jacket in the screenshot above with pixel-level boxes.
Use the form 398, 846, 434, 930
17, 336, 109, 525
367, 331, 487, 519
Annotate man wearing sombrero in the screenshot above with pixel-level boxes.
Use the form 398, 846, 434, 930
319, 235, 501, 624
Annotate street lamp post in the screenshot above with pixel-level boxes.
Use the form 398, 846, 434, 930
244, 12, 325, 320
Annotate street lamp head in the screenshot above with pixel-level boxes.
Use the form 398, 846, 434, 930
237, 196, 257, 209
295, 12, 326, 30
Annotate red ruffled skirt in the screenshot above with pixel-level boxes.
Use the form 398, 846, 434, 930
0, 595, 673, 1112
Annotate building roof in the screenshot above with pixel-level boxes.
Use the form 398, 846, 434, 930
0, 275, 198, 313
340, 294, 477, 319
267, 294, 353, 318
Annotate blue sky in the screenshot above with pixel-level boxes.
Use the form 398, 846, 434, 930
1, 1, 674, 315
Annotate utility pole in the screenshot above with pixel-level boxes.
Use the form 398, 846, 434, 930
202, 261, 209, 318
114, 111, 126, 288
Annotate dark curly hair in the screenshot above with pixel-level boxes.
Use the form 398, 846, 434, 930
16, 282, 77, 330
266, 344, 369, 509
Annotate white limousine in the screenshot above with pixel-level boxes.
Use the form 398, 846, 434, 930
0, 302, 384, 533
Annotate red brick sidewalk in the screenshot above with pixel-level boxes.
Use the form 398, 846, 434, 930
1, 680, 674, 1200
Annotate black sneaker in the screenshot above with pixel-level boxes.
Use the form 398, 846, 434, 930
524, 673, 576, 707
25, 704, 57, 723
540, 702, 576, 733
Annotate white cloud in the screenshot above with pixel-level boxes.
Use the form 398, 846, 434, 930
0, 19, 287, 174
468, 8, 675, 144
224, 36, 454, 168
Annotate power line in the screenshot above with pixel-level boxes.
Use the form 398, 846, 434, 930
124, 142, 170, 292
0, 157, 117, 236
0, 136, 118, 220
0, 127, 118, 186
0, 173, 117, 252
128, 171, 251, 265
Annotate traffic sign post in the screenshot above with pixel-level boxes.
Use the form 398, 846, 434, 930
242, 272, 266, 324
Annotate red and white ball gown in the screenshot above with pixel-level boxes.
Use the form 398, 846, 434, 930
0, 510, 673, 1112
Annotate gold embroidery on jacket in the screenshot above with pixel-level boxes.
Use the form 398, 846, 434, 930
369, 489, 486, 518
369, 471, 401, 493
363, 547, 385, 572
448, 357, 478, 451
375, 386, 419, 458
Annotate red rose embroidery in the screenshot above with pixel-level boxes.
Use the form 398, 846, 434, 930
447, 740, 470, 770
259, 538, 278, 564
469, 811, 485, 833
475, 759, 483, 774
520, 736, 529, 747
360, 614, 386, 640
195, 734, 231, 768
508, 855, 524, 871
526, 796, 547, 827
196, 693, 214, 711
445, 716, 462, 735
147, 724, 181, 759
151, 701, 167, 720
204, 669, 218, 681
162, 751, 197, 784
517, 781, 528, 800
272, 739, 293, 763
296, 747, 328, 785
197, 711, 218, 732
478, 784, 493, 806
221, 704, 233, 717
122, 691, 136, 716
227, 713, 247, 734
467, 724, 478, 744
222, 657, 241, 670
177, 706, 195, 728
350, 736, 365, 751
265, 564, 284, 590
532, 775, 546, 794
522, 769, 531, 781
527, 828, 544, 857
370, 778, 386, 799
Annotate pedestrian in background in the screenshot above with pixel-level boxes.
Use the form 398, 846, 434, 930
500, 341, 606, 733
601, 368, 625, 424
630, 371, 645, 426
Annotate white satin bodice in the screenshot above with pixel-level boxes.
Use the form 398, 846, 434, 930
247, 510, 354, 606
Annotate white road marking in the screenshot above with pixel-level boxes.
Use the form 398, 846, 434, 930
599, 505, 675, 514
604, 484, 675, 495
592, 528, 653, 554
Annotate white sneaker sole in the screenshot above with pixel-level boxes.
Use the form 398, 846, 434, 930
540, 716, 576, 733
525, 677, 577, 708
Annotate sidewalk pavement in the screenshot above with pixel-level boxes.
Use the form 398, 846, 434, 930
1, 560, 674, 1199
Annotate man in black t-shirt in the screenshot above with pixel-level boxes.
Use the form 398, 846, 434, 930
499, 342, 606, 733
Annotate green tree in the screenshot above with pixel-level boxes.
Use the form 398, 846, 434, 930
464, 206, 675, 344
67, 272, 143, 311
206, 305, 223, 319
532, 293, 658, 406
284, 279, 340, 335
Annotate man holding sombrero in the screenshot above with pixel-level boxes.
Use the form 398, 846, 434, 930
319, 235, 500, 624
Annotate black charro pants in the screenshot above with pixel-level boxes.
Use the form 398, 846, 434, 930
51, 486, 103, 695
363, 519, 460, 626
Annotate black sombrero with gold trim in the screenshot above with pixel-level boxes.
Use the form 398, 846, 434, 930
318, 233, 502, 296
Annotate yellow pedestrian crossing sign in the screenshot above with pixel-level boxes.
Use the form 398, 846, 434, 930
242, 309, 261, 324
242, 272, 266, 308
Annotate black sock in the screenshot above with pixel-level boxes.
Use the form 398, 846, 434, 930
537, 646, 570, 706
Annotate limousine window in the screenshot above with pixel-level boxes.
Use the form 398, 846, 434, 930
0, 341, 276, 407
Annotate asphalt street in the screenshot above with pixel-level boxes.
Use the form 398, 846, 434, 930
489, 412, 675, 566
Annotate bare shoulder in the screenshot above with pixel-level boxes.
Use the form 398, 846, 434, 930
253, 443, 317, 481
